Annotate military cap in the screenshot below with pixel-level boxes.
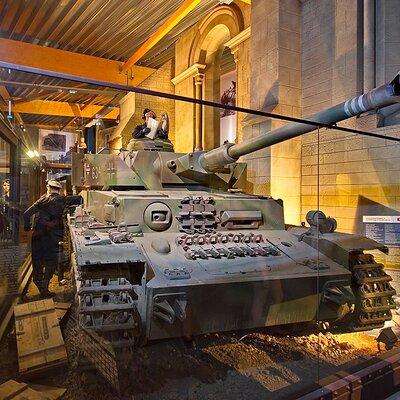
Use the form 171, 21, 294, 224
47, 179, 62, 189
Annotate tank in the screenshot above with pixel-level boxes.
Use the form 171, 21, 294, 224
68, 73, 400, 347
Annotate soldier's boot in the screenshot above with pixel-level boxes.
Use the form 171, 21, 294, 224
41, 264, 56, 298
40, 289, 56, 298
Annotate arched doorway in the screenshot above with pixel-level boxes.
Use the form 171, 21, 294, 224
188, 4, 243, 151
219, 47, 237, 145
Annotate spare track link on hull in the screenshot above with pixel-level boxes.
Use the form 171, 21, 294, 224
350, 253, 396, 331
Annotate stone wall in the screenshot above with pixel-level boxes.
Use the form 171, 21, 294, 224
300, 0, 400, 268
233, 36, 250, 145
120, 60, 175, 148
173, 26, 197, 153
243, 0, 302, 225
301, 126, 400, 266
301, 0, 360, 115
376, 0, 400, 85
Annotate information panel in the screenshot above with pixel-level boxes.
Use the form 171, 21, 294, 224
363, 216, 400, 247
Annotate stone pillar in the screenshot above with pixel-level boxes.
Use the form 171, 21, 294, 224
194, 73, 204, 151
243, 0, 302, 225
108, 91, 135, 151
225, 27, 251, 145
172, 63, 206, 152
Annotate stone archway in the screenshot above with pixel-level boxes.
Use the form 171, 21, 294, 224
172, 4, 246, 153
189, 5, 243, 151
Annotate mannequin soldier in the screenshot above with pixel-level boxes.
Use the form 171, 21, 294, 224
23, 180, 83, 297
132, 109, 169, 139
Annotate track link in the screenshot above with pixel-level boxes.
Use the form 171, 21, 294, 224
350, 253, 396, 331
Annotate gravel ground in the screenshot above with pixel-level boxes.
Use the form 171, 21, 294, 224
0, 274, 386, 400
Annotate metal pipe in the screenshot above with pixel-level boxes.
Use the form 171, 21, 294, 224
200, 73, 400, 169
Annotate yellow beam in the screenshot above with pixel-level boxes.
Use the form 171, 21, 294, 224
61, 94, 98, 130
0, 38, 155, 86
1, 99, 119, 119
121, 0, 201, 71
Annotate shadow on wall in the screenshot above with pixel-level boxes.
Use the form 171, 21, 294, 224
260, 80, 279, 114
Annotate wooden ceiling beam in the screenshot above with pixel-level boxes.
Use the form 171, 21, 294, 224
25, 123, 76, 131
61, 94, 98, 130
1, 99, 119, 119
0, 38, 155, 86
0, 80, 119, 97
121, 0, 201, 71
13, 92, 54, 103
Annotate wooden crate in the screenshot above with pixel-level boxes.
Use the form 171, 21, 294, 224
0, 379, 65, 400
54, 302, 71, 325
14, 299, 68, 377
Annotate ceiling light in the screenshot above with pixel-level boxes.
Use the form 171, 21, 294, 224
26, 150, 35, 158
68, 89, 78, 94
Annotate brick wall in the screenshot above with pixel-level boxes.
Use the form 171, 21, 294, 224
121, 60, 175, 148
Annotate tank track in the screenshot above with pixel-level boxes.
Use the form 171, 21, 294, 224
350, 253, 396, 331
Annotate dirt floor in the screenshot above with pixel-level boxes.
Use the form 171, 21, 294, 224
0, 273, 394, 400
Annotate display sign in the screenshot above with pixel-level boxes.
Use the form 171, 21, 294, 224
363, 215, 400, 247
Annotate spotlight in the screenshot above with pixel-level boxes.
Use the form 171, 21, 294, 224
33, 150, 40, 157
26, 150, 35, 158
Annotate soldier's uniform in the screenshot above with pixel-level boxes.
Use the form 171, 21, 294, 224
23, 181, 82, 297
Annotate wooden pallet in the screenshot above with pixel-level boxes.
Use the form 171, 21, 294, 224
0, 379, 65, 400
14, 299, 68, 378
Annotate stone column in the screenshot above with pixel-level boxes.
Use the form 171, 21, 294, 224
194, 73, 204, 151
172, 63, 206, 152
225, 27, 251, 145
244, 0, 302, 225
364, 0, 376, 92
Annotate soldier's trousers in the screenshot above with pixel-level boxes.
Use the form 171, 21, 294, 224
32, 258, 57, 294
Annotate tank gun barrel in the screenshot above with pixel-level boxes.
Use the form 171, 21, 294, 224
199, 72, 400, 172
